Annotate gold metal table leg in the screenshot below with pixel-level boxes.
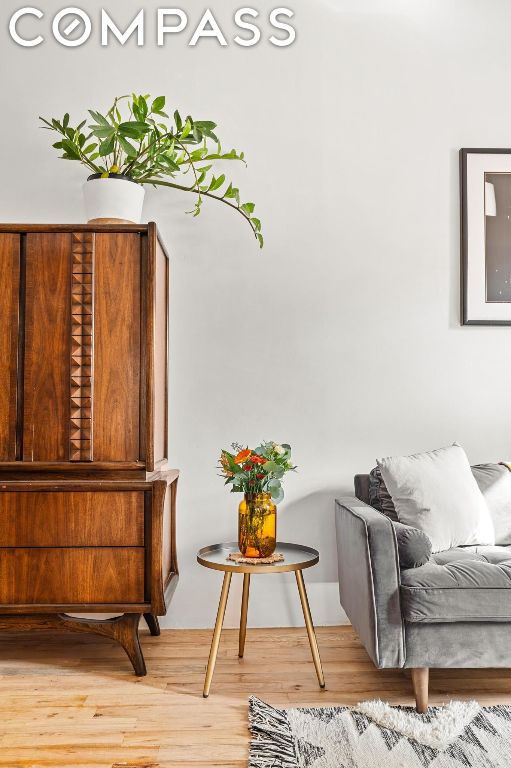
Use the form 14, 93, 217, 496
238, 574, 251, 658
203, 572, 232, 698
295, 569, 325, 688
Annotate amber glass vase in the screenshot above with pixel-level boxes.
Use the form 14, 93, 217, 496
238, 492, 277, 558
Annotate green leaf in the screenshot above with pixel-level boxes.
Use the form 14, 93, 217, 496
208, 174, 225, 192
61, 140, 81, 160
118, 135, 138, 158
119, 121, 151, 139
89, 110, 110, 127
152, 96, 166, 113
270, 484, 284, 504
181, 118, 192, 139
224, 185, 238, 200
257, 233, 264, 248
174, 110, 183, 131
83, 143, 98, 154
251, 217, 262, 232
240, 202, 255, 215
91, 125, 116, 140
195, 120, 217, 132
63, 113, 70, 129
99, 135, 115, 157
138, 96, 148, 119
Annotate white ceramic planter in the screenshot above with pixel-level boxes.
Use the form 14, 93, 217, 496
83, 175, 146, 224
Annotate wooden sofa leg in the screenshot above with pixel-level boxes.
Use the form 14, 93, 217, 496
411, 668, 429, 713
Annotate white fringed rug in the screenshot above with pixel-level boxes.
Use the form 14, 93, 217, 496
248, 696, 511, 767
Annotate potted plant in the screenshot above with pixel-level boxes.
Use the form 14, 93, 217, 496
218, 442, 296, 558
40, 93, 263, 246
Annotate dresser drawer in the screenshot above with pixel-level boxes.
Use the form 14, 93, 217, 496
0, 548, 145, 604
0, 492, 144, 547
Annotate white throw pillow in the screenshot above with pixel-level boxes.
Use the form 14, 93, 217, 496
377, 444, 495, 554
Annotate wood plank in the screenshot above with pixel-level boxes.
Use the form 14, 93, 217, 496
0, 234, 20, 460
23, 234, 72, 461
0, 548, 144, 603
93, 233, 141, 462
0, 491, 144, 547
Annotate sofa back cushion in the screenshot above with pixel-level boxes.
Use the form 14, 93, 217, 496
377, 444, 495, 553
368, 467, 399, 521
472, 463, 511, 546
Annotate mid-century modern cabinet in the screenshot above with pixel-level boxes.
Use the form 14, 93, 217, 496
0, 222, 178, 675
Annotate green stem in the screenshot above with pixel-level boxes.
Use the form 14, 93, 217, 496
143, 178, 257, 239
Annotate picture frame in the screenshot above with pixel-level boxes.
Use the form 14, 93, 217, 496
460, 148, 511, 325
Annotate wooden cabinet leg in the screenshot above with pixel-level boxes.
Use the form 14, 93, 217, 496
411, 667, 429, 713
110, 614, 147, 677
144, 613, 161, 636
0, 613, 147, 677
60, 613, 147, 677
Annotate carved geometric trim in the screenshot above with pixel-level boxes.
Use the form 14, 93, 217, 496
70, 233, 94, 461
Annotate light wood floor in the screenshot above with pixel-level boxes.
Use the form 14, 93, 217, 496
1, 626, 511, 767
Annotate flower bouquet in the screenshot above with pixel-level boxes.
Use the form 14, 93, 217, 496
218, 442, 296, 558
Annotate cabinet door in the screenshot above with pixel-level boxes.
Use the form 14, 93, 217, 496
0, 235, 20, 460
22, 232, 141, 464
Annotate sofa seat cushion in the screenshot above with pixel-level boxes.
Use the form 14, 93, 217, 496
401, 545, 511, 622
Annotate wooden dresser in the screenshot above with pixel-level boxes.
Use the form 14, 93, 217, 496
0, 222, 178, 675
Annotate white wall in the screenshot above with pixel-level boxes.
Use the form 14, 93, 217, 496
2, 0, 511, 628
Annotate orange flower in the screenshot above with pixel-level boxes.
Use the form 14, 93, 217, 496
235, 448, 252, 465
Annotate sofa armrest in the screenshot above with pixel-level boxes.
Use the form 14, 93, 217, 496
335, 497, 405, 669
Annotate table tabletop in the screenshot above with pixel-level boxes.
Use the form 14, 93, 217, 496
197, 541, 319, 574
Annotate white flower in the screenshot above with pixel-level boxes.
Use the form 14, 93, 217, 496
273, 443, 285, 455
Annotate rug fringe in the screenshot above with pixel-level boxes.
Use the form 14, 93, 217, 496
248, 696, 297, 768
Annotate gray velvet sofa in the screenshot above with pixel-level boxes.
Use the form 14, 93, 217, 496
335, 469, 511, 712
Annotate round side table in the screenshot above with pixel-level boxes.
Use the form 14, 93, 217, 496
197, 541, 325, 698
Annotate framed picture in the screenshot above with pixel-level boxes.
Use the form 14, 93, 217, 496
461, 148, 511, 325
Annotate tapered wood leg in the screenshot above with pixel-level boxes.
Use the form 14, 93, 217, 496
60, 614, 147, 677
411, 667, 429, 713
295, 570, 325, 688
144, 613, 161, 636
0, 613, 147, 676
110, 614, 146, 677
239, 574, 250, 658
203, 572, 232, 698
